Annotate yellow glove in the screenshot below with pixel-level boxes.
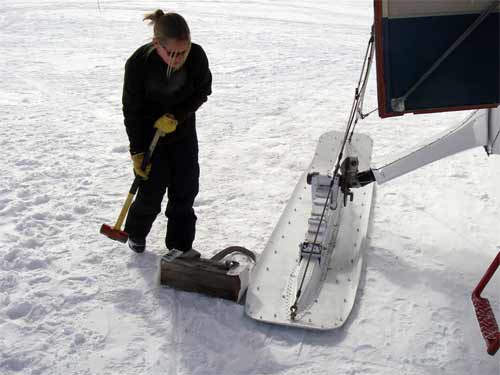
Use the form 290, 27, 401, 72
131, 153, 152, 179
154, 114, 177, 135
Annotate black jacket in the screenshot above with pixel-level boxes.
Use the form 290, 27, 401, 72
122, 42, 212, 154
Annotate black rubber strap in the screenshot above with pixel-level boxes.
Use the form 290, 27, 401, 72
209, 246, 256, 263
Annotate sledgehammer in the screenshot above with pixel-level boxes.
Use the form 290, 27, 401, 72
100, 128, 165, 242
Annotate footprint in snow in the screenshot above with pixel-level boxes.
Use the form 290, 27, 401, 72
73, 205, 90, 215
21, 238, 44, 249
110, 288, 145, 313
1, 357, 31, 372
0, 273, 18, 289
33, 195, 50, 205
31, 211, 49, 220
16, 189, 31, 199
28, 275, 51, 285
6, 301, 32, 320
15, 158, 41, 168
72, 333, 86, 346
55, 212, 74, 221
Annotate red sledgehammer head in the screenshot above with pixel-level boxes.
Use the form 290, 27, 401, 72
100, 224, 129, 243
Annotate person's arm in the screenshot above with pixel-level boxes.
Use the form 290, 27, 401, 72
171, 47, 212, 124
122, 56, 150, 154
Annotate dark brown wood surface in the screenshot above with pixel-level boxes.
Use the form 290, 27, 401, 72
160, 257, 242, 302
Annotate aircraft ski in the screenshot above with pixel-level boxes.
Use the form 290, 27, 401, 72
245, 130, 374, 329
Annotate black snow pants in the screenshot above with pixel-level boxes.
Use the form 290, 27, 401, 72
124, 133, 199, 251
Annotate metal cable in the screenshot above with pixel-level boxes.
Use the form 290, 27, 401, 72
350, 27, 375, 141
290, 28, 376, 318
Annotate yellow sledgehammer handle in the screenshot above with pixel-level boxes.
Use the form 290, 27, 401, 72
113, 192, 135, 230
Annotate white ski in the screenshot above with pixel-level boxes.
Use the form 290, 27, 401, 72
245, 130, 374, 329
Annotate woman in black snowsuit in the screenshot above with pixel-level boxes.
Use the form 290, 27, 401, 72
122, 10, 212, 255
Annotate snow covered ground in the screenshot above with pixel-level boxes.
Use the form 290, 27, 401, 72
1, 0, 499, 374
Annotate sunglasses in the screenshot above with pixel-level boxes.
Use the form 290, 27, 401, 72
160, 44, 188, 57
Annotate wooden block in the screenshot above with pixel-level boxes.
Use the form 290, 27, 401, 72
160, 256, 249, 302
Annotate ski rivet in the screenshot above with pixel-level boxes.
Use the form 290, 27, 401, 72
344, 299, 347, 303
274, 250, 278, 254
266, 267, 269, 271
257, 286, 260, 291
274, 314, 277, 318
350, 259, 354, 263
348, 278, 351, 282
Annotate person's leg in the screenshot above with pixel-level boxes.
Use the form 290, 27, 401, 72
164, 135, 199, 251
125, 147, 170, 246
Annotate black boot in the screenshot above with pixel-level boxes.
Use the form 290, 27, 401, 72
128, 237, 146, 253
179, 248, 200, 259
162, 248, 200, 262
